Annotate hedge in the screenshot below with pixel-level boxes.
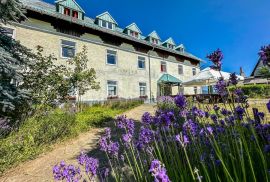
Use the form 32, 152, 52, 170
229, 84, 270, 98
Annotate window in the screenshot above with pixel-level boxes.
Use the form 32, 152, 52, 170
61, 40, 76, 58
107, 80, 117, 96
178, 65, 183, 75
139, 82, 147, 96
72, 11, 78, 18
152, 38, 158, 44
138, 56, 145, 69
168, 44, 174, 49
2, 27, 14, 38
194, 87, 198, 94
107, 50, 117, 65
192, 68, 196, 76
64, 8, 70, 16
108, 22, 113, 29
161, 61, 167, 72
101, 20, 107, 28
130, 30, 139, 38
100, 20, 113, 30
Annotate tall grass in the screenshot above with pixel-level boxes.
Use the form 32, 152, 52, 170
0, 99, 143, 174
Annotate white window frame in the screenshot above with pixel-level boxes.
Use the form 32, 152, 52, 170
138, 56, 146, 69
2, 26, 16, 39
192, 68, 196, 76
100, 20, 114, 30
139, 82, 147, 96
106, 49, 117, 66
60, 40, 76, 59
178, 65, 184, 75
107, 80, 118, 97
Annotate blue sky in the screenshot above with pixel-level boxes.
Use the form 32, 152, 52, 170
45, 0, 270, 75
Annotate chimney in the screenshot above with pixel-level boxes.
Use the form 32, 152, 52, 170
240, 67, 246, 77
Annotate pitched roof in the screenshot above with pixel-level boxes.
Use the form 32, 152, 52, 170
147, 31, 161, 40
96, 11, 117, 25
158, 74, 182, 85
55, 0, 85, 13
19, 0, 202, 62
125, 23, 142, 34
176, 44, 185, 49
163, 37, 176, 46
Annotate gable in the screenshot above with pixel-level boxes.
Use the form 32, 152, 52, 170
55, 0, 85, 13
163, 37, 176, 46
125, 23, 142, 33
96, 11, 118, 25
148, 31, 161, 40
251, 59, 270, 77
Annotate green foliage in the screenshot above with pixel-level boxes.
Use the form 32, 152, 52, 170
0, 0, 26, 24
68, 45, 100, 110
0, 100, 143, 174
229, 84, 270, 98
21, 46, 71, 108
258, 66, 270, 78
0, 29, 35, 128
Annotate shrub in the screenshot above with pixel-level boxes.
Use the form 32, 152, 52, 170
229, 84, 270, 98
0, 99, 143, 174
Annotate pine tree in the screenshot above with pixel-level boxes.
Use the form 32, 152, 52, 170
0, 0, 25, 24
0, 0, 30, 132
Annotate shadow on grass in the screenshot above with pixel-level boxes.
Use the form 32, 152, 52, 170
77, 117, 144, 181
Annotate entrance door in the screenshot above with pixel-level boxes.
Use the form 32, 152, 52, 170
159, 84, 172, 96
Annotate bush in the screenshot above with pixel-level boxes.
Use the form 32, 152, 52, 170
229, 84, 270, 98
0, 100, 143, 174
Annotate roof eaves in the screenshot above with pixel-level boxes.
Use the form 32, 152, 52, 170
22, 1, 201, 62
96, 11, 118, 25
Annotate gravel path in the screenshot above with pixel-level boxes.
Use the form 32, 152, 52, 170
0, 104, 156, 182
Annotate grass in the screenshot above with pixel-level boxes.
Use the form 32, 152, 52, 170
0, 100, 143, 175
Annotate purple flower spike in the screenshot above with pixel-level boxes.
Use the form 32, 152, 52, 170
267, 100, 270, 113
206, 49, 223, 71
174, 94, 187, 109
229, 72, 238, 85
259, 45, 270, 66
149, 159, 171, 182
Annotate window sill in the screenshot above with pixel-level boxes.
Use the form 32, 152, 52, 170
107, 96, 119, 100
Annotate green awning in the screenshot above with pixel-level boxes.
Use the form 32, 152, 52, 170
158, 74, 182, 85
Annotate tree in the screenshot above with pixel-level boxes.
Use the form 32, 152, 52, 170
68, 45, 100, 111
0, 32, 36, 131
0, 0, 26, 24
258, 66, 270, 78
21, 46, 71, 108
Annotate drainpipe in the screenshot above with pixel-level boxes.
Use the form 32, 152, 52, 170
148, 46, 155, 103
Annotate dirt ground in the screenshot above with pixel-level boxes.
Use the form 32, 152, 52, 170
0, 104, 156, 182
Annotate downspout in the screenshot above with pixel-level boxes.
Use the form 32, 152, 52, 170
148, 46, 155, 103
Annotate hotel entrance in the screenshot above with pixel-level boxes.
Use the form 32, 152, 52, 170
158, 74, 182, 96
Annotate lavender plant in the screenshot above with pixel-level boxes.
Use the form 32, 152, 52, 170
53, 50, 270, 182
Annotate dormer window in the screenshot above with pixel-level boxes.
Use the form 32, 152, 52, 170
64, 8, 70, 16
72, 11, 78, 18
152, 38, 159, 44
101, 20, 113, 30
130, 30, 139, 38
162, 37, 176, 49
168, 44, 174, 49
146, 31, 161, 45
96, 12, 117, 30
124, 23, 141, 39
55, 0, 85, 20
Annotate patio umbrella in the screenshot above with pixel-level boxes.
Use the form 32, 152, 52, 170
182, 67, 244, 87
